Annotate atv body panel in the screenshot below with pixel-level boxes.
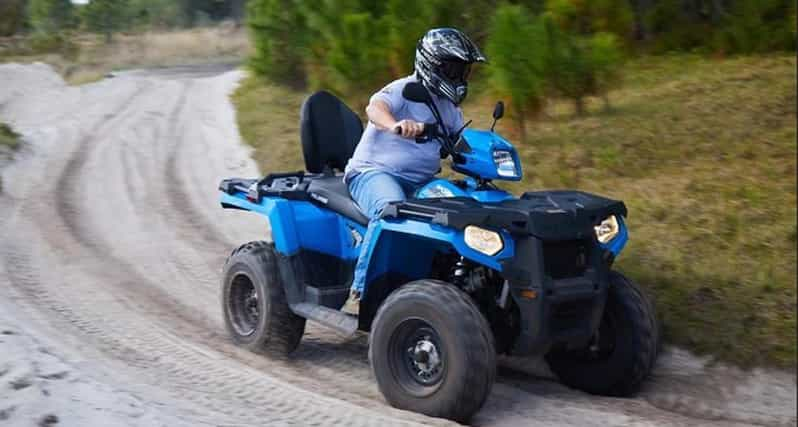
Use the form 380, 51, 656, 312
220, 88, 655, 422
454, 129, 523, 181
415, 177, 515, 202
220, 171, 628, 354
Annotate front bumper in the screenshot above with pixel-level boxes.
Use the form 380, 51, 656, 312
501, 235, 611, 356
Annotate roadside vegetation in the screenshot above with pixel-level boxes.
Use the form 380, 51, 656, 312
1, 28, 248, 84
233, 53, 797, 368
0, 123, 20, 152
0, 0, 249, 84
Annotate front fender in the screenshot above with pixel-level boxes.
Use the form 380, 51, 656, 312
362, 218, 515, 287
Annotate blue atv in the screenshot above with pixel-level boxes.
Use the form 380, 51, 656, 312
218, 82, 660, 423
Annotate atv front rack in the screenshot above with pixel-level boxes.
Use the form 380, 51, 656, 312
382, 191, 627, 240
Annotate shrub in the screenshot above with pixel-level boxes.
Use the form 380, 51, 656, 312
28, 32, 79, 58
0, 123, 20, 150
247, 0, 309, 88
81, 0, 131, 43
0, 0, 26, 36
543, 15, 623, 115
713, 0, 797, 54
325, 12, 391, 102
545, 0, 634, 45
585, 32, 624, 107
384, 0, 439, 76
486, 4, 548, 140
28, 0, 75, 34
299, 1, 396, 101
128, 0, 185, 29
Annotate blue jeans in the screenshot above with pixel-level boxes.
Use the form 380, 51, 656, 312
348, 171, 423, 294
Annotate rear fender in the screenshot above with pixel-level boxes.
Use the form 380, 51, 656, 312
221, 192, 362, 260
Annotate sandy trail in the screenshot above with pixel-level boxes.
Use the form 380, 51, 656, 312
0, 63, 794, 427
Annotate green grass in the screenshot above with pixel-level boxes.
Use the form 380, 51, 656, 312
232, 54, 797, 368
0, 122, 20, 151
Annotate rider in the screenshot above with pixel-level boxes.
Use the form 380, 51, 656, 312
341, 28, 486, 315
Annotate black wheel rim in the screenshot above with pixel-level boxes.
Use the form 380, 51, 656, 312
387, 318, 446, 397
228, 273, 260, 337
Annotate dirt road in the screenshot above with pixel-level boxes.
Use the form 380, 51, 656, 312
0, 63, 794, 426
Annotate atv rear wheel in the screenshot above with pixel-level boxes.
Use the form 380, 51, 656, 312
369, 280, 496, 424
222, 241, 305, 356
546, 271, 659, 396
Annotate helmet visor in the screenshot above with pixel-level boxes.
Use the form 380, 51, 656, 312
440, 60, 472, 83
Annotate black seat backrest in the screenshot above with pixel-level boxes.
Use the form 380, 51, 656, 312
300, 91, 363, 173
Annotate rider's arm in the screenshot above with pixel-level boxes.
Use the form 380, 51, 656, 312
366, 99, 423, 139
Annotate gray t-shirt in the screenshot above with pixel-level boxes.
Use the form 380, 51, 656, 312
344, 75, 464, 184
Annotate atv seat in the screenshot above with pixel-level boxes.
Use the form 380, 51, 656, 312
300, 91, 363, 174
300, 91, 368, 225
307, 176, 368, 226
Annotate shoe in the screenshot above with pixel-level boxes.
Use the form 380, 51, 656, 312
341, 289, 361, 316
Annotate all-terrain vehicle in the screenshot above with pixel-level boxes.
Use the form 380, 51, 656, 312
218, 82, 660, 423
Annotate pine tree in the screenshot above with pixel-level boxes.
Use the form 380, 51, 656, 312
28, 0, 74, 34
82, 0, 130, 43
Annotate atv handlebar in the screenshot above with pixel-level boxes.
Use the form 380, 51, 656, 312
391, 122, 438, 144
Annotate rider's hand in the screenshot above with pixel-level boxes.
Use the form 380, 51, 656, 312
392, 120, 424, 139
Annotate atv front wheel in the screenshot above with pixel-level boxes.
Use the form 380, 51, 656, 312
369, 280, 496, 424
221, 241, 305, 356
546, 271, 659, 396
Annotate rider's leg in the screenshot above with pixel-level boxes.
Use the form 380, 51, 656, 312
342, 171, 408, 315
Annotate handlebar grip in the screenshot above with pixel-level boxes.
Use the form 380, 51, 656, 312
392, 123, 433, 135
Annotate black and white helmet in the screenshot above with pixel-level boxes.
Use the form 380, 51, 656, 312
415, 28, 486, 105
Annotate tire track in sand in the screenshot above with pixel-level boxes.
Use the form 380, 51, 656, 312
8, 77, 449, 427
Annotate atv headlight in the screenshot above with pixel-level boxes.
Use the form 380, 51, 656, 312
493, 150, 518, 178
594, 215, 620, 244
464, 225, 503, 256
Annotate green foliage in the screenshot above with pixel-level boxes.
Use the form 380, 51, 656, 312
486, 4, 624, 118
383, 0, 438, 76
645, 0, 796, 53
0, 123, 21, 151
81, 0, 131, 42
545, 0, 634, 44
128, 0, 185, 29
247, 0, 308, 88
243, 0, 793, 117
588, 32, 624, 96
299, 1, 394, 100
546, 15, 625, 113
28, 31, 79, 57
0, 0, 27, 36
325, 12, 390, 99
714, 0, 797, 54
28, 0, 74, 34
486, 4, 547, 137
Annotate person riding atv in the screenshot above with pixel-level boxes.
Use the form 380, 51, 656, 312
218, 26, 660, 423
342, 28, 486, 315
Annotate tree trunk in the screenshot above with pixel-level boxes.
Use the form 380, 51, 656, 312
629, 0, 654, 41
515, 103, 527, 143
574, 97, 586, 116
